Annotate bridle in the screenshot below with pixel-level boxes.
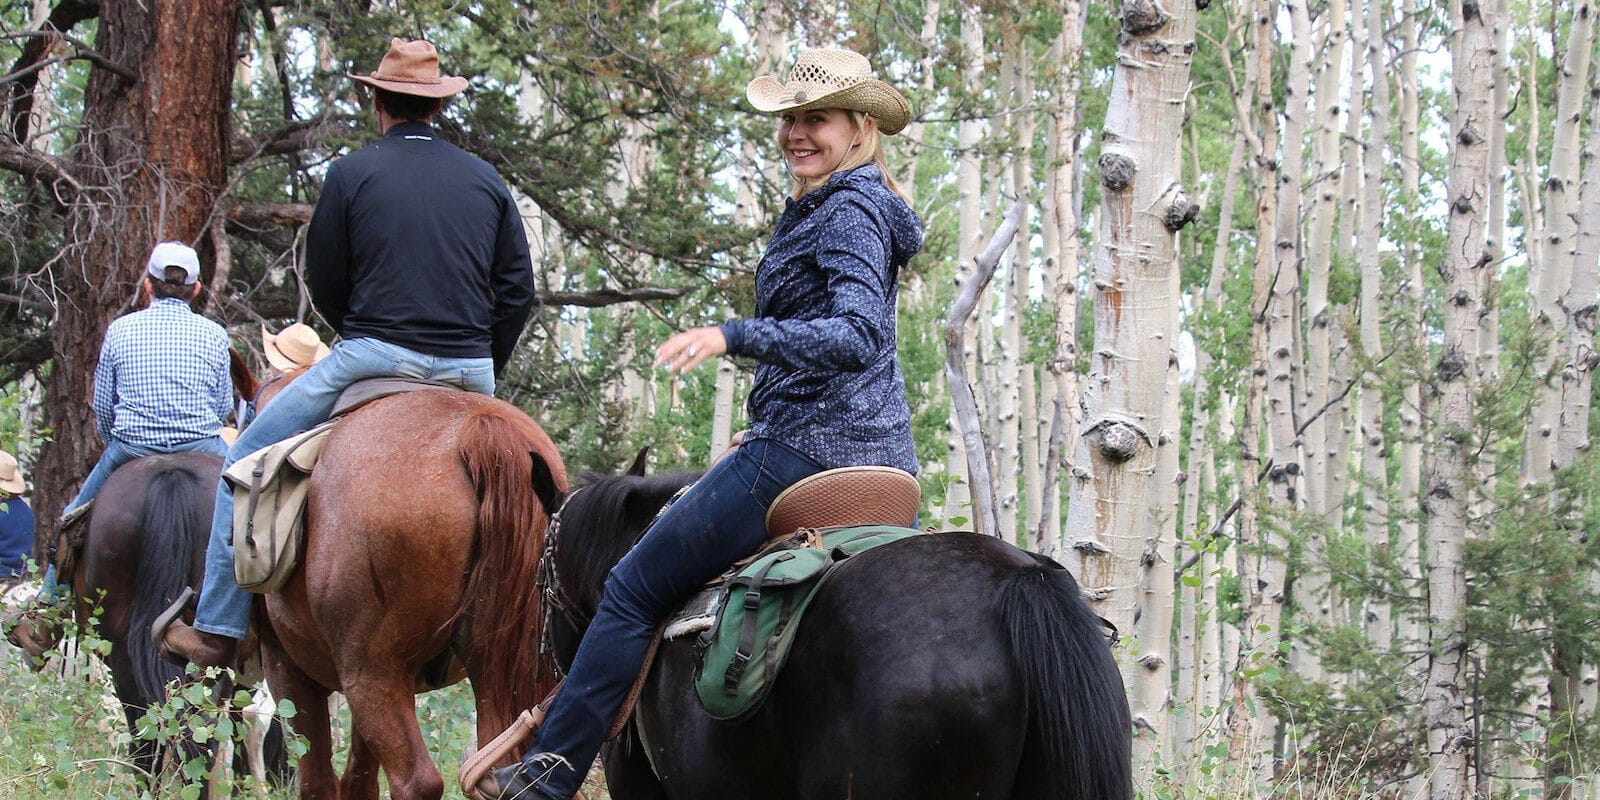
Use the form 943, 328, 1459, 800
537, 485, 588, 661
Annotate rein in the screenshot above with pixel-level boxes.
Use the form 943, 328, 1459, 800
537, 485, 589, 662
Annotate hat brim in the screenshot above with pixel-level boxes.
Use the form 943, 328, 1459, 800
745, 76, 910, 135
262, 325, 330, 372
0, 475, 24, 494
350, 73, 468, 99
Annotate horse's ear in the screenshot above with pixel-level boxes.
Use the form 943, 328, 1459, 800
529, 451, 564, 514
626, 447, 650, 477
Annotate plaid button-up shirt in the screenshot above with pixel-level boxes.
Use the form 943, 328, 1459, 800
92, 297, 232, 447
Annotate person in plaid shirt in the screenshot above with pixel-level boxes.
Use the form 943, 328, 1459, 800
5, 241, 231, 661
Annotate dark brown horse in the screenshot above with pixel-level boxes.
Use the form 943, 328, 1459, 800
250, 379, 565, 800
73, 450, 288, 790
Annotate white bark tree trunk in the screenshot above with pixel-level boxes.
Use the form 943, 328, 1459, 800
1523, 3, 1592, 488
1357, 0, 1391, 652
1040, 0, 1085, 555
1062, 0, 1197, 654
944, 1, 984, 523
1427, 2, 1497, 797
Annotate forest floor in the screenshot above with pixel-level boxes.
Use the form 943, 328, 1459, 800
0, 639, 610, 800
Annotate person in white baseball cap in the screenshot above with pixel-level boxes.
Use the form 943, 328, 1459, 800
11, 240, 233, 653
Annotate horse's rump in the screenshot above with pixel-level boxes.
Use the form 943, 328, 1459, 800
265, 389, 564, 735
635, 532, 1131, 800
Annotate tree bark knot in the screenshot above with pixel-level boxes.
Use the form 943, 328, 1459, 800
1098, 152, 1137, 192
1163, 187, 1200, 232
1137, 653, 1166, 670
1437, 344, 1467, 382
1122, 0, 1171, 35
1072, 539, 1112, 555
1090, 419, 1148, 462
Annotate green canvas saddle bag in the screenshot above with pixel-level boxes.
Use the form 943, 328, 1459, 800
695, 524, 925, 721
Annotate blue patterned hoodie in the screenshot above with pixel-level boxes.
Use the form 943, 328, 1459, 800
720, 164, 922, 474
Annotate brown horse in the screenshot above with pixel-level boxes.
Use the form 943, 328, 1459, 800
249, 379, 565, 800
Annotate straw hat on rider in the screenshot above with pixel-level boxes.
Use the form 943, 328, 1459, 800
262, 323, 330, 372
349, 38, 468, 99
0, 452, 27, 495
745, 47, 911, 135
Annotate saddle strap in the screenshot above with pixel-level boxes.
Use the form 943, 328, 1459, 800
607, 623, 664, 740
458, 686, 561, 800
459, 626, 665, 799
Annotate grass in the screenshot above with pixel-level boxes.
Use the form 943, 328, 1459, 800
0, 636, 611, 799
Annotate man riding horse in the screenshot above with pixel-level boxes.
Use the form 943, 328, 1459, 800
158, 37, 536, 669
5, 242, 233, 662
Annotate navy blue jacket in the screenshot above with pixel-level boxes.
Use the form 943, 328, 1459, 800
720, 165, 922, 474
305, 121, 536, 375
0, 496, 35, 580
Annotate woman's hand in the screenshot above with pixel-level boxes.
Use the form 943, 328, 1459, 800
655, 327, 727, 374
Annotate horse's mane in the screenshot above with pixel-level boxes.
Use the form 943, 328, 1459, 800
559, 470, 701, 609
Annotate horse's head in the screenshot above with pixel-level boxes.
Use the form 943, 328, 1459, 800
537, 464, 699, 671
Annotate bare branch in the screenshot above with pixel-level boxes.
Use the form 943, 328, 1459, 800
0, 140, 79, 197
944, 199, 1024, 537
538, 286, 689, 308
229, 202, 312, 227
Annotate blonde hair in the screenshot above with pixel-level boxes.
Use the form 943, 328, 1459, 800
782, 110, 912, 203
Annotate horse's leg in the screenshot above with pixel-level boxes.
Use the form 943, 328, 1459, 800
342, 675, 443, 800
266, 650, 339, 800
337, 729, 382, 800
602, 727, 671, 800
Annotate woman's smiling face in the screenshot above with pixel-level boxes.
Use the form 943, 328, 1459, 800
778, 107, 858, 180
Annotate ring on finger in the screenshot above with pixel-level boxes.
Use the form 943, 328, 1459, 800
686, 346, 698, 358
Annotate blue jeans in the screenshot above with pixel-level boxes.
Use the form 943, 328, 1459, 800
193, 337, 494, 638
519, 437, 826, 800
39, 435, 230, 604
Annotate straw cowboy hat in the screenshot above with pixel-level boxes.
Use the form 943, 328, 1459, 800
0, 452, 26, 495
262, 323, 330, 372
349, 38, 468, 99
746, 47, 911, 135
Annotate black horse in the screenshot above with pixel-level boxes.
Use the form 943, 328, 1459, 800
71, 451, 287, 789
528, 460, 1133, 800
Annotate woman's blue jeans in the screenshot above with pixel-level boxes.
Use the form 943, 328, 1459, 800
519, 437, 825, 800
192, 337, 494, 639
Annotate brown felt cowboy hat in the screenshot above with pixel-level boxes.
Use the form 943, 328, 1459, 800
746, 47, 911, 135
261, 323, 330, 372
349, 38, 468, 99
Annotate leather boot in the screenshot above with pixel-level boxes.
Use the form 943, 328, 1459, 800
3, 608, 62, 670
157, 619, 238, 669
475, 758, 564, 800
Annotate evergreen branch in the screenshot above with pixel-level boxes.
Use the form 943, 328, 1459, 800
539, 286, 689, 308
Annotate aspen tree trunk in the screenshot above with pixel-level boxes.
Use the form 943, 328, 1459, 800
1265, 0, 1309, 684
1213, 391, 1239, 725
901, 0, 941, 199
1427, 2, 1496, 797
1298, 0, 1346, 683
1225, 0, 1279, 781
1133, 305, 1181, 772
1040, 0, 1085, 555
1546, 42, 1600, 797
1062, 0, 1197, 652
945, 2, 983, 523
994, 33, 1026, 544
1357, 0, 1391, 652
1177, 117, 1245, 762
1395, 0, 1427, 655
1013, 51, 1042, 540
1523, 4, 1592, 489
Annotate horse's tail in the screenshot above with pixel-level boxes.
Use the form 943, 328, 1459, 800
127, 465, 207, 706
999, 555, 1133, 800
456, 408, 565, 736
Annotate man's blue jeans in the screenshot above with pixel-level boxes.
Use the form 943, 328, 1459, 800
193, 337, 494, 639
39, 435, 229, 604
519, 437, 826, 800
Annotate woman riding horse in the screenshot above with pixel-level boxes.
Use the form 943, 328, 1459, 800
480, 46, 926, 800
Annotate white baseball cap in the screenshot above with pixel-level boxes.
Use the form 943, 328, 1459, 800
147, 241, 201, 285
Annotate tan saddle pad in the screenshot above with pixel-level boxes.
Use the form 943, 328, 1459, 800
764, 466, 920, 538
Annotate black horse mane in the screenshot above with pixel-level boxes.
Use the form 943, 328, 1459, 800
558, 470, 701, 609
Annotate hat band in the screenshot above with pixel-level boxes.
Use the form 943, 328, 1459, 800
368, 71, 444, 85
